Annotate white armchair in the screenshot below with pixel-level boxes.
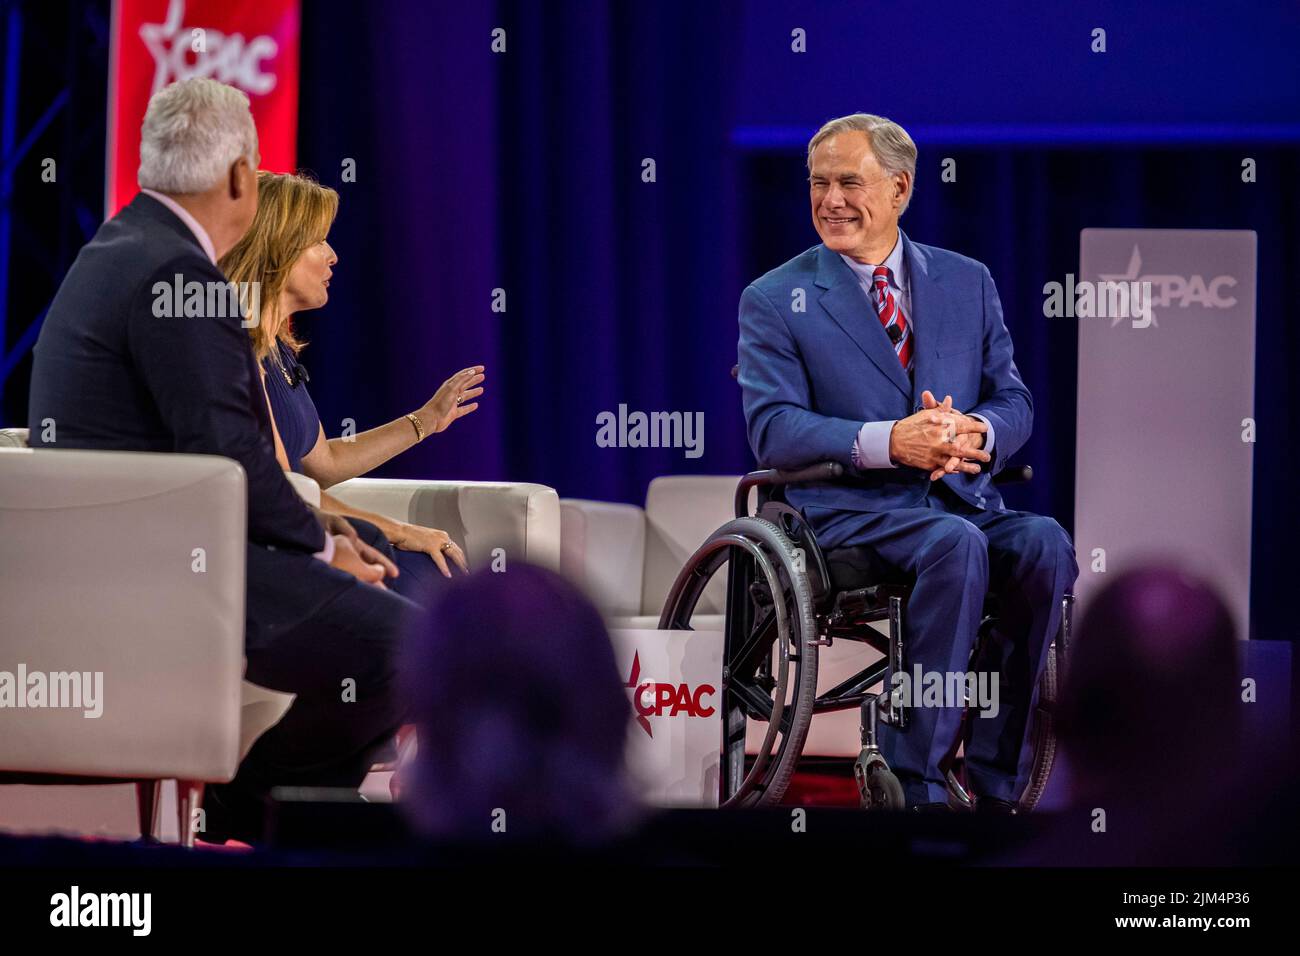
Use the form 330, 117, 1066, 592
0, 428, 563, 836
561, 476, 737, 630
0, 432, 281, 845
330, 478, 560, 572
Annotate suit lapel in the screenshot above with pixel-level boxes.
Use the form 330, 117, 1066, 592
815, 244, 912, 399
901, 232, 954, 405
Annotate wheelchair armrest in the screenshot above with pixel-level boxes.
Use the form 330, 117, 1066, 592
736, 462, 844, 518
991, 464, 1033, 486
737, 461, 1031, 516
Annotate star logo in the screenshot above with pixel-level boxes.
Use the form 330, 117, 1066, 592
624, 652, 653, 738
1097, 245, 1157, 327
139, 0, 280, 97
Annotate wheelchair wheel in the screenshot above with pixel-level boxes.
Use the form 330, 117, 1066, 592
855, 751, 905, 810
1019, 640, 1058, 812
659, 516, 818, 808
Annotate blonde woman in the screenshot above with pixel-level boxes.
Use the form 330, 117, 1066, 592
221, 171, 485, 601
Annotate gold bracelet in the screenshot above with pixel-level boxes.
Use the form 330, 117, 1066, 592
405, 412, 426, 442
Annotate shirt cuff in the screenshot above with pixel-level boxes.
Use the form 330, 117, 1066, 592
314, 533, 336, 564
970, 413, 995, 457
852, 420, 899, 470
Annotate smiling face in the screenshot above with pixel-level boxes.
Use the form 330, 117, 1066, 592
283, 237, 337, 314
808, 130, 910, 261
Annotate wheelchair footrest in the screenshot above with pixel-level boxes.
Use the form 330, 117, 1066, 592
829, 584, 895, 623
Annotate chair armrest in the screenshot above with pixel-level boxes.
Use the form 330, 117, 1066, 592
992, 464, 1033, 486
559, 498, 646, 618
0, 449, 247, 782
285, 471, 322, 506
329, 478, 561, 571
737, 460, 1031, 515
735, 462, 844, 517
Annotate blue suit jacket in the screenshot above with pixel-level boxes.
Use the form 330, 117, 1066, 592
738, 231, 1033, 525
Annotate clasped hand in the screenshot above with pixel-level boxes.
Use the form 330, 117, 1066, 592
318, 510, 400, 588
887, 389, 990, 481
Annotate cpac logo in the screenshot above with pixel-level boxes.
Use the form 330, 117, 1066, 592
624, 651, 715, 738
1098, 245, 1238, 327
140, 0, 280, 96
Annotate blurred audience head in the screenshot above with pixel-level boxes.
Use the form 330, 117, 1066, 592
400, 564, 637, 845
1058, 565, 1240, 807
137, 78, 260, 256
219, 171, 339, 360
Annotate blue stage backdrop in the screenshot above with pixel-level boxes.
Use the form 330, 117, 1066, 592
2, 1, 1295, 645
289, 0, 1296, 640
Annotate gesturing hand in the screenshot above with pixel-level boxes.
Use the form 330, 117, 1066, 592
418, 365, 486, 435
920, 390, 987, 481
887, 391, 990, 476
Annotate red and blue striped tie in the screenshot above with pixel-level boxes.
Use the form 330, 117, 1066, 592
872, 265, 913, 373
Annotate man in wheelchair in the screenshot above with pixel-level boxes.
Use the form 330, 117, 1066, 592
735, 114, 1078, 812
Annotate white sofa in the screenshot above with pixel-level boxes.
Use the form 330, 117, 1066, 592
0, 427, 560, 841
561, 476, 738, 630
330, 477, 560, 573
561, 476, 880, 757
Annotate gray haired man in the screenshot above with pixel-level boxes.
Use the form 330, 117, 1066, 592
28, 78, 416, 843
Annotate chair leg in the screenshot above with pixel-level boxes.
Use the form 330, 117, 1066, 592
176, 780, 205, 848
135, 780, 161, 842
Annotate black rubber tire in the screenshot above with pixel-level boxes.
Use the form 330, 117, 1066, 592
1019, 640, 1058, 812
856, 752, 906, 811
659, 516, 819, 808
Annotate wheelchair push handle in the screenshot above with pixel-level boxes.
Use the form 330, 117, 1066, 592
993, 464, 1033, 485
736, 462, 844, 517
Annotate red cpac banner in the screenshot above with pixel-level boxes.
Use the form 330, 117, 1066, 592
106, 0, 301, 217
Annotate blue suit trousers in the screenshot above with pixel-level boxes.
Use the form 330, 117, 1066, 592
806, 480, 1078, 804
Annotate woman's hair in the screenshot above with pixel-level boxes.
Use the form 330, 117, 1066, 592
400, 564, 639, 845
219, 170, 338, 362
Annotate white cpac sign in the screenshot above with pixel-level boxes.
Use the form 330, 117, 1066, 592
139, 0, 280, 96
1099, 245, 1238, 327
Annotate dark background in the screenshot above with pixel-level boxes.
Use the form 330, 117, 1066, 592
2, 0, 1297, 641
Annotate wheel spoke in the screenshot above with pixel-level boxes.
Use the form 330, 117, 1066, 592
659, 517, 818, 808
727, 679, 774, 721
729, 605, 777, 677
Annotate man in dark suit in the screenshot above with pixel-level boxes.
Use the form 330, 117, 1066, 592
738, 113, 1078, 812
27, 78, 416, 841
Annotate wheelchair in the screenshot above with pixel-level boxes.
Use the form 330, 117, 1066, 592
658, 458, 1073, 812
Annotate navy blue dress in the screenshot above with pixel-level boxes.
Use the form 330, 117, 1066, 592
263, 340, 443, 606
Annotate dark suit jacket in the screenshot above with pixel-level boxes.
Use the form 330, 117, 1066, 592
27, 192, 324, 556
